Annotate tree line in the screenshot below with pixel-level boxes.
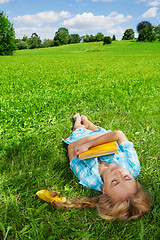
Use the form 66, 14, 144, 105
16, 29, 112, 50
0, 10, 160, 55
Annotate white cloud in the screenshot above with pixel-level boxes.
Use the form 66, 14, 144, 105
107, 26, 126, 39
137, 0, 160, 5
62, 12, 132, 32
141, 7, 158, 17
92, 0, 113, 2
15, 26, 57, 40
148, 0, 160, 6
107, 26, 125, 35
137, 0, 147, 2
13, 10, 132, 40
13, 11, 72, 26
0, 0, 11, 3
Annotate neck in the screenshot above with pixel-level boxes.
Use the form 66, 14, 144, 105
100, 166, 108, 182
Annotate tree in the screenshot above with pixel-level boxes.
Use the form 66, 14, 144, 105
88, 34, 96, 42
83, 34, 96, 42
68, 34, 81, 44
155, 24, 160, 40
137, 21, 156, 42
112, 34, 116, 41
138, 27, 156, 42
28, 33, 42, 49
83, 34, 90, 42
137, 21, 153, 33
122, 29, 134, 40
54, 27, 69, 45
0, 11, 16, 55
103, 36, 112, 45
95, 32, 104, 42
54, 39, 60, 46
16, 40, 28, 50
43, 39, 54, 48
22, 35, 29, 44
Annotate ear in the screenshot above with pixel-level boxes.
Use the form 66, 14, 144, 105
103, 187, 105, 195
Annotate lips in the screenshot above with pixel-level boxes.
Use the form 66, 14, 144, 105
111, 166, 119, 172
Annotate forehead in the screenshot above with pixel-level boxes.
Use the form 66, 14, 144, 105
106, 180, 137, 202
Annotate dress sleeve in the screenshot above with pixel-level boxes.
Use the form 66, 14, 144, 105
70, 157, 103, 191
70, 157, 89, 181
118, 141, 141, 178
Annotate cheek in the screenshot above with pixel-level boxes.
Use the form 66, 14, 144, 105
103, 180, 111, 194
104, 175, 111, 185
103, 185, 117, 199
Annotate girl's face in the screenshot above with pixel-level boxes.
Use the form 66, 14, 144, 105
103, 163, 137, 202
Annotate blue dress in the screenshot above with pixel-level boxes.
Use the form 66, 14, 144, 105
63, 127, 141, 191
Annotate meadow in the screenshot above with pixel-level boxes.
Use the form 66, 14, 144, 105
0, 40, 160, 240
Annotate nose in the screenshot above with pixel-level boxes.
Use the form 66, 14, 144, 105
115, 170, 123, 179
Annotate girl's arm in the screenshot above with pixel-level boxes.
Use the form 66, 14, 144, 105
68, 132, 106, 162
74, 130, 128, 157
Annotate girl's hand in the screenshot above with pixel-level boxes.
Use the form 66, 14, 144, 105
74, 142, 91, 156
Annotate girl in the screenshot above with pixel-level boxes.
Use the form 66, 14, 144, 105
53, 114, 151, 220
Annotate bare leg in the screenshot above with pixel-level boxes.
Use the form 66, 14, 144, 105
81, 115, 99, 131
73, 113, 85, 130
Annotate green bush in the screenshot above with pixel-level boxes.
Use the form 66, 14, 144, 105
0, 11, 16, 55
68, 34, 81, 44
54, 27, 69, 45
42, 39, 54, 48
28, 33, 42, 49
138, 27, 157, 42
155, 25, 160, 40
112, 34, 116, 41
16, 40, 28, 50
95, 32, 104, 42
54, 40, 60, 46
103, 36, 112, 45
122, 29, 135, 40
137, 21, 157, 42
137, 21, 153, 33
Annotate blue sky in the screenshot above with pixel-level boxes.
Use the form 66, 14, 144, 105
0, 0, 160, 40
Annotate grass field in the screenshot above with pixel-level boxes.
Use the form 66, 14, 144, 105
0, 40, 160, 240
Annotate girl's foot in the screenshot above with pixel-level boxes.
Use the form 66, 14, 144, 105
73, 113, 81, 122
81, 115, 99, 131
81, 115, 89, 129
73, 113, 85, 130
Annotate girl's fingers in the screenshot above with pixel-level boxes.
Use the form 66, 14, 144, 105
75, 144, 89, 156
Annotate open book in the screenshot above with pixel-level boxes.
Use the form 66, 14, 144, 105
78, 141, 119, 160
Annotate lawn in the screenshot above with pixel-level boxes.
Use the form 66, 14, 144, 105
0, 40, 160, 239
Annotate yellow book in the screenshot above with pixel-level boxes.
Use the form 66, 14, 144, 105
78, 141, 118, 160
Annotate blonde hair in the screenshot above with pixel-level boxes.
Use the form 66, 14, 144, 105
50, 183, 150, 220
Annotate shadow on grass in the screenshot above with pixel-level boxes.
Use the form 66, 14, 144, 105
1, 136, 76, 191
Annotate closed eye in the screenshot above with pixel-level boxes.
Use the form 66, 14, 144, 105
124, 175, 131, 180
111, 180, 119, 187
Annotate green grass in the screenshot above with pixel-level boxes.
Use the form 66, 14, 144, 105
0, 40, 160, 239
